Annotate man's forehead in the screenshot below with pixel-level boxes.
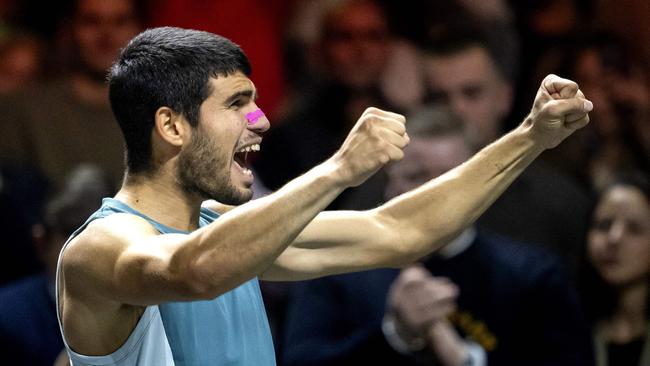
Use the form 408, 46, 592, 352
209, 73, 256, 98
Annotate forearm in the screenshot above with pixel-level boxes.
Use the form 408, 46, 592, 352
379, 123, 545, 260
183, 161, 347, 296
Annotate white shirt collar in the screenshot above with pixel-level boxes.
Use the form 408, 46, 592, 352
437, 227, 477, 259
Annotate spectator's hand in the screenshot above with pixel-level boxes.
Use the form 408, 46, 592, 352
331, 107, 409, 187
427, 319, 473, 366
388, 265, 458, 337
525, 74, 593, 149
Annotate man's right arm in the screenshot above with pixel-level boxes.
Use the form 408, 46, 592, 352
61, 107, 409, 307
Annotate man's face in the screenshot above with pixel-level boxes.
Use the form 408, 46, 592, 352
73, 0, 140, 78
322, 1, 390, 89
424, 46, 512, 148
385, 134, 471, 199
178, 73, 269, 205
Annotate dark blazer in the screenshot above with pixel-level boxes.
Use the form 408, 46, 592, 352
0, 273, 64, 366
283, 231, 595, 366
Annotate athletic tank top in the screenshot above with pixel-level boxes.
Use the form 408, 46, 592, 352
56, 198, 276, 366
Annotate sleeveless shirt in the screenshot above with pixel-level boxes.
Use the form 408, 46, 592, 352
56, 198, 276, 365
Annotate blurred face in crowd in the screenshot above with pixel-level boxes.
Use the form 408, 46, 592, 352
0, 38, 42, 94
385, 134, 471, 199
573, 46, 649, 140
574, 48, 619, 138
322, 0, 391, 89
529, 0, 577, 37
73, 0, 140, 79
588, 185, 650, 288
424, 46, 512, 148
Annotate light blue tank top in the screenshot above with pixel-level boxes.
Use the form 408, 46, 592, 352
56, 198, 276, 366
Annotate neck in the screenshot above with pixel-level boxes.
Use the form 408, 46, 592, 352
603, 280, 648, 343
115, 168, 203, 232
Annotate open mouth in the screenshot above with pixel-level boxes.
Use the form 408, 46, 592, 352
233, 143, 260, 176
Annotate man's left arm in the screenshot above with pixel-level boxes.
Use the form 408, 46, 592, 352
261, 75, 592, 281
262, 123, 544, 282
260, 209, 403, 280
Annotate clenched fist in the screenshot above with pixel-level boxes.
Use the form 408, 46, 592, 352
524, 74, 593, 149
331, 107, 409, 187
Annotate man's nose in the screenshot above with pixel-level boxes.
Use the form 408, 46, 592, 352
246, 105, 270, 134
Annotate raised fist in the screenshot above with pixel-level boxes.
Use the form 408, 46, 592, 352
525, 74, 593, 149
332, 107, 409, 187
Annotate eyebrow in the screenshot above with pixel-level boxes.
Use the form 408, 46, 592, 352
223, 89, 258, 106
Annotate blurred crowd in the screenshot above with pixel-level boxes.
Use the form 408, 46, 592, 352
0, 0, 648, 365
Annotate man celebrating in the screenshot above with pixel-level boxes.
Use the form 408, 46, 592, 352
56, 27, 592, 365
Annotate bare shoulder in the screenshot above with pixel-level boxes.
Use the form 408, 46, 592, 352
60, 213, 158, 302
59, 213, 160, 354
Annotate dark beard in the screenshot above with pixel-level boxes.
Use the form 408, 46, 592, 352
177, 128, 252, 205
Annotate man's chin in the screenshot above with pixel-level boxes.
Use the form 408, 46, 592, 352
212, 187, 253, 206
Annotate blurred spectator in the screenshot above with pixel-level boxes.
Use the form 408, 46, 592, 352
286, 0, 424, 112
594, 0, 650, 80
545, 33, 650, 192
147, 0, 291, 120
283, 105, 594, 366
0, 0, 142, 190
580, 172, 650, 366
427, 1, 520, 92
255, 0, 407, 209
422, 24, 591, 278
0, 163, 48, 284
509, 0, 596, 125
0, 32, 44, 94
455, 0, 513, 23
422, 29, 512, 149
0, 164, 113, 366
0, 1, 66, 42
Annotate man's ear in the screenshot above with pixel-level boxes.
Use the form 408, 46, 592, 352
153, 106, 190, 147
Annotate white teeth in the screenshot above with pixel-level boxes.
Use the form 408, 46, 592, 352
243, 168, 253, 176
237, 144, 260, 153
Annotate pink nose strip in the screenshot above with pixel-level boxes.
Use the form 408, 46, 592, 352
246, 108, 265, 125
